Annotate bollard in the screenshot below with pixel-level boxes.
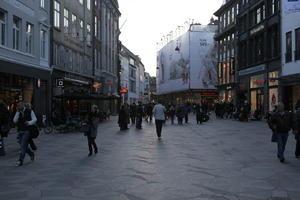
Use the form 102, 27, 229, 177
0, 137, 5, 156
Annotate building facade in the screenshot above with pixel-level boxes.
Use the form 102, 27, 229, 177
0, 0, 51, 118
214, 0, 239, 104
280, 0, 300, 110
144, 72, 151, 103
236, 0, 281, 113
119, 44, 147, 105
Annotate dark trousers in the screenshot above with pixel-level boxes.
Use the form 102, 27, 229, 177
170, 115, 175, 124
296, 139, 300, 157
29, 138, 37, 150
185, 114, 189, 123
87, 136, 98, 153
277, 133, 289, 160
155, 120, 164, 138
18, 131, 34, 162
131, 116, 136, 124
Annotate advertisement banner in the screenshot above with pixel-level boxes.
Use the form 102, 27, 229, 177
157, 32, 190, 94
284, 0, 300, 14
156, 25, 217, 94
189, 25, 217, 89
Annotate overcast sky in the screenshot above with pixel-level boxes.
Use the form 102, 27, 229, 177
118, 0, 223, 76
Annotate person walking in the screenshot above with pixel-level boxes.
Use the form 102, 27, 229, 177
183, 103, 191, 124
169, 104, 176, 125
195, 104, 203, 124
176, 105, 184, 125
293, 100, 300, 158
270, 102, 294, 163
13, 102, 37, 166
153, 101, 166, 140
85, 105, 99, 156
0, 100, 10, 156
118, 105, 129, 130
136, 102, 143, 129
25, 103, 37, 151
130, 103, 137, 124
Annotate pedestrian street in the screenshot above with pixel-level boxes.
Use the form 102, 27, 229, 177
1, 116, 300, 200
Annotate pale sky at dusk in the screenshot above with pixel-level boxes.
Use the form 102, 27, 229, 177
118, 0, 223, 76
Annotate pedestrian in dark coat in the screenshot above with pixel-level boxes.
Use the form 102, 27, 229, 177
183, 103, 191, 123
176, 105, 184, 125
136, 102, 143, 129
118, 105, 129, 130
130, 103, 137, 124
270, 102, 294, 163
86, 105, 99, 156
293, 100, 300, 158
195, 104, 203, 124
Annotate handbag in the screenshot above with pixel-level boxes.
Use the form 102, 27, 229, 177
80, 122, 90, 133
29, 125, 40, 139
271, 131, 277, 143
1, 124, 11, 137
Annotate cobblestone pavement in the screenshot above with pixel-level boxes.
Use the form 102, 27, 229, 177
0, 115, 300, 200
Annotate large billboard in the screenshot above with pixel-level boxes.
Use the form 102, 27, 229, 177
156, 25, 217, 94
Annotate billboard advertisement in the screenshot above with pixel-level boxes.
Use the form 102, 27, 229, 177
156, 25, 217, 94
283, 0, 300, 14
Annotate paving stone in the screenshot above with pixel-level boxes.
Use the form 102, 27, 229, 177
0, 116, 300, 199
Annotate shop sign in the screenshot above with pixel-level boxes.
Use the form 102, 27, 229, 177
239, 64, 265, 76
105, 81, 113, 85
250, 24, 264, 35
56, 79, 64, 88
226, 86, 232, 90
201, 92, 218, 96
93, 82, 102, 89
119, 89, 128, 94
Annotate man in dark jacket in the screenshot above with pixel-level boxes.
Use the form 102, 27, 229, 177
270, 102, 293, 163
293, 100, 300, 158
13, 102, 37, 166
130, 103, 137, 124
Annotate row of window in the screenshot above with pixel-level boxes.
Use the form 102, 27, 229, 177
238, 0, 279, 33
286, 28, 300, 63
54, 1, 92, 45
0, 10, 47, 59
218, 33, 235, 62
238, 26, 279, 67
219, 3, 239, 31
53, 43, 92, 73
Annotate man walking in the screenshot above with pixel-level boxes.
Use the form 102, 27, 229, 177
13, 102, 37, 166
153, 101, 166, 140
270, 102, 293, 163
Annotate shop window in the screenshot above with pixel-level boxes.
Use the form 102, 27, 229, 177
296, 28, 300, 60
286, 32, 292, 63
269, 71, 279, 87
250, 74, 264, 89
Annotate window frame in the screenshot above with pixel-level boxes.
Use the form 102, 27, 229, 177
40, 0, 45, 8
296, 28, 300, 60
25, 22, 34, 54
286, 31, 292, 63
40, 29, 47, 59
54, 1, 60, 29
64, 8, 69, 33
0, 10, 7, 46
13, 16, 21, 50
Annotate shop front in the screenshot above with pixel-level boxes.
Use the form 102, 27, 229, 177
250, 74, 265, 113
0, 60, 51, 117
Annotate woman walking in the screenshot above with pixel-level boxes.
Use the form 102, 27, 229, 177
86, 105, 99, 156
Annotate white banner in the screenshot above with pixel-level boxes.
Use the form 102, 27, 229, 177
156, 25, 217, 95
284, 0, 300, 14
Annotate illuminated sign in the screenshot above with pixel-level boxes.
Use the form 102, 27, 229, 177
119, 89, 128, 94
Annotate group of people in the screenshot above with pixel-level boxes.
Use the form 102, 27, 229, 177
267, 101, 300, 163
0, 100, 101, 166
118, 102, 211, 140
